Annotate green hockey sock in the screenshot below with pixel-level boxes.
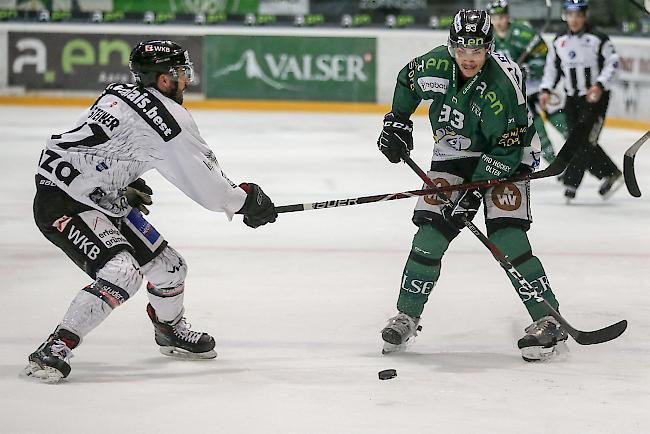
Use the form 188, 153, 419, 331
396, 225, 452, 318
489, 227, 560, 321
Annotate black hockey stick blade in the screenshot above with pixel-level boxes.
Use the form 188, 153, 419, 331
623, 130, 650, 197
530, 135, 580, 179
542, 299, 627, 345
624, 155, 641, 197
570, 320, 628, 346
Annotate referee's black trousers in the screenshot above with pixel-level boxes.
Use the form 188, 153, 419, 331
563, 92, 619, 189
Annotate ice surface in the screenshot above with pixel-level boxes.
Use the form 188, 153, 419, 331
1, 105, 648, 433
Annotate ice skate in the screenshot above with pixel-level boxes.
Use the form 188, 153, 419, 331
381, 312, 421, 354
147, 304, 217, 359
564, 186, 576, 203
517, 316, 569, 362
25, 328, 79, 383
599, 171, 624, 199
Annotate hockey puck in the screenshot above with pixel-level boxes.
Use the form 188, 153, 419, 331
378, 369, 397, 380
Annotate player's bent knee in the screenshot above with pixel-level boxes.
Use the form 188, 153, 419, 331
142, 246, 187, 296
86, 251, 144, 308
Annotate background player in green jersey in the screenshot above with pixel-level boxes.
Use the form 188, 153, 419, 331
377, 9, 567, 362
487, 0, 568, 164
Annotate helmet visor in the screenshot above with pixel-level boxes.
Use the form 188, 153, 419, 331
169, 63, 195, 84
448, 37, 493, 51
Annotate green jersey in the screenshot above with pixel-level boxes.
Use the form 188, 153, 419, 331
391, 45, 540, 182
494, 21, 547, 83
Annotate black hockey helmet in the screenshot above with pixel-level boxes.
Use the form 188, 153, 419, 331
129, 40, 194, 87
448, 10, 495, 55
486, 0, 509, 15
563, 0, 588, 11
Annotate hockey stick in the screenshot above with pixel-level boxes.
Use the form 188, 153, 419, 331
623, 130, 650, 197
402, 154, 627, 345
624, 0, 650, 15
276, 139, 577, 214
516, 0, 552, 65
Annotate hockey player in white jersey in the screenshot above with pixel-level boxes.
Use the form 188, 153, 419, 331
26, 40, 278, 383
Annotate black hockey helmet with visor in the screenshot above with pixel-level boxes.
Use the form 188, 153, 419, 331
448, 10, 494, 57
129, 40, 194, 87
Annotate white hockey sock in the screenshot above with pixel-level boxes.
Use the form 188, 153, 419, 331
59, 290, 112, 338
147, 288, 184, 323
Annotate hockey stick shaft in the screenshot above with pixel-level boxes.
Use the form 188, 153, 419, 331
624, 0, 650, 15
623, 130, 650, 198
276, 138, 577, 214
402, 154, 627, 345
516, 0, 552, 65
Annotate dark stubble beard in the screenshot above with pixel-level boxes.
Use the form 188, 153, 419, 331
162, 81, 184, 105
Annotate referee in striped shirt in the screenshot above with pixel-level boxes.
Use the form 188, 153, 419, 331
539, 0, 623, 201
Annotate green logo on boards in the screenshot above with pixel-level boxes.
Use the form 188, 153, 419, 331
9, 32, 203, 93
205, 36, 376, 102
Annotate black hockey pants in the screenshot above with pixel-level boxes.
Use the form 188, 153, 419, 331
562, 93, 619, 189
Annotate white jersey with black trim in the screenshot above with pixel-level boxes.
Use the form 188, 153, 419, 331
540, 26, 619, 97
36, 83, 247, 218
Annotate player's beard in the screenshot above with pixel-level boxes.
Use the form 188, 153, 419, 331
163, 81, 184, 105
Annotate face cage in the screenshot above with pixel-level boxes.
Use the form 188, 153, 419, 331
447, 38, 494, 58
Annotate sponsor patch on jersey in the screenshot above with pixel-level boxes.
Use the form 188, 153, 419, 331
491, 183, 522, 211
498, 126, 527, 147
423, 177, 451, 206
124, 208, 163, 250
417, 77, 449, 94
38, 149, 81, 187
103, 84, 181, 142
78, 211, 129, 249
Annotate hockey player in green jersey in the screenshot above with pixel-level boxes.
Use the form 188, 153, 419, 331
378, 9, 567, 362
487, 0, 568, 164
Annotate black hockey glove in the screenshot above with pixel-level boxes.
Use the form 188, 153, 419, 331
126, 178, 153, 215
377, 112, 413, 163
236, 183, 278, 228
441, 189, 483, 230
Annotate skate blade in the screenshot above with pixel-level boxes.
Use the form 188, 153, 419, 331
382, 342, 407, 354
159, 346, 217, 360
24, 362, 65, 383
381, 337, 415, 355
521, 341, 570, 362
